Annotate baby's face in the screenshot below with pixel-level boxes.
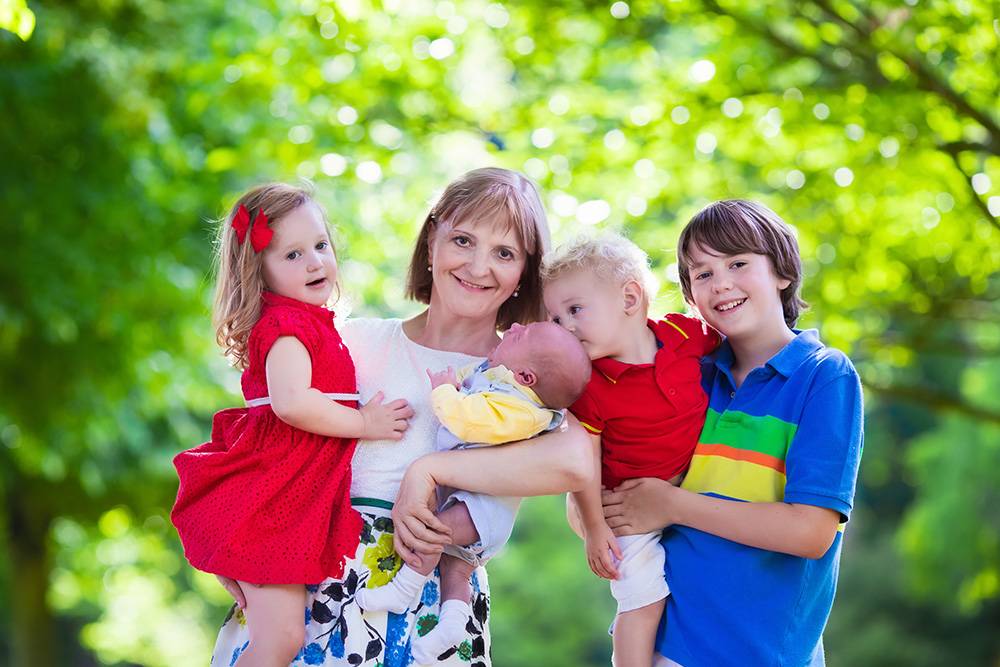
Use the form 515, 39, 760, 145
489, 321, 572, 371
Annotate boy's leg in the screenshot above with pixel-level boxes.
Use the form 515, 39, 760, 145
411, 554, 477, 665
612, 598, 666, 667
357, 501, 481, 614
608, 531, 669, 667
234, 582, 305, 667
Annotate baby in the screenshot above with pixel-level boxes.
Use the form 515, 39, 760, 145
357, 321, 591, 664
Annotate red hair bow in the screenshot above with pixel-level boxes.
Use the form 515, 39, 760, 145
231, 205, 273, 252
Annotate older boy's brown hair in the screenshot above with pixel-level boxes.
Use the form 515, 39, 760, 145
676, 199, 808, 328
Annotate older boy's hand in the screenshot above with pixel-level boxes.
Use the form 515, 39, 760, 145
602, 477, 675, 536
584, 522, 623, 580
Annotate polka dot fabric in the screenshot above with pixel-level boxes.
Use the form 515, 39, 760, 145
172, 292, 363, 585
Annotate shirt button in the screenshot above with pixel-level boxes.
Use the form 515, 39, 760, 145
668, 388, 676, 395
730, 391, 736, 398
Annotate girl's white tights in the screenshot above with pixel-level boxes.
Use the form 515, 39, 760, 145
410, 599, 470, 666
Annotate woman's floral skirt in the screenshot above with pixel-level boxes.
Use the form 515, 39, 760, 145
211, 500, 491, 666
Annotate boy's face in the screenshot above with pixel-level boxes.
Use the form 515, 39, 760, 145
685, 244, 791, 344
543, 269, 627, 361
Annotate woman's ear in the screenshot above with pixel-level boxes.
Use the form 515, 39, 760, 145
622, 280, 644, 316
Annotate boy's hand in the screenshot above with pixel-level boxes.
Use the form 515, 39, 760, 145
584, 521, 623, 580
360, 391, 413, 441
427, 367, 460, 390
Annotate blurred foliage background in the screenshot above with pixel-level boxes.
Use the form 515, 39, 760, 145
2, 0, 999, 665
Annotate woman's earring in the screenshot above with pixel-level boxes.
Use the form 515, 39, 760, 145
427, 262, 432, 272
513, 283, 521, 298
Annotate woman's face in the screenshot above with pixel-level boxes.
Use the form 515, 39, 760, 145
428, 218, 527, 325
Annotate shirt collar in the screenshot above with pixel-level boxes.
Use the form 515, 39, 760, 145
706, 329, 822, 378
592, 319, 685, 382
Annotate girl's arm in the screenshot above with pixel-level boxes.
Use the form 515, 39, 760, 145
602, 477, 841, 559
391, 412, 593, 565
266, 336, 413, 440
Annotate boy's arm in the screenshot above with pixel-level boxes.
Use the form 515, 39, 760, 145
604, 368, 862, 559
603, 479, 840, 558
568, 432, 623, 579
431, 384, 553, 444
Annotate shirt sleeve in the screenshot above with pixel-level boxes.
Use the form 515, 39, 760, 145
431, 385, 554, 445
782, 364, 864, 522
665, 312, 721, 357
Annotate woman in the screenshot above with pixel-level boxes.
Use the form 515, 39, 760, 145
212, 167, 592, 666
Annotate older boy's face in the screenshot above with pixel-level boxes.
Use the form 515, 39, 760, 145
543, 269, 627, 361
686, 244, 791, 344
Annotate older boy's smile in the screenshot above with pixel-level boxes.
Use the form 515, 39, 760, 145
715, 298, 746, 312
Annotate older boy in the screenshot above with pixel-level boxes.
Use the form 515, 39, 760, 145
602, 200, 864, 666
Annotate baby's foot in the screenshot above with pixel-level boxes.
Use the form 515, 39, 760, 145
355, 565, 428, 614
410, 599, 470, 665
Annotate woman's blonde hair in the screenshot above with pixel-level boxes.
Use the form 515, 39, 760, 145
542, 233, 658, 309
212, 181, 333, 369
405, 168, 552, 329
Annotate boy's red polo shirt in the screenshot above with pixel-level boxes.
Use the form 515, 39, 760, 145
569, 314, 720, 489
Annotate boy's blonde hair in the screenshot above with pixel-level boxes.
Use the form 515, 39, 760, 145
213, 181, 334, 370
405, 168, 552, 329
541, 233, 658, 309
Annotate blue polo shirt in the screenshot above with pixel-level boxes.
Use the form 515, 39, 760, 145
656, 329, 864, 667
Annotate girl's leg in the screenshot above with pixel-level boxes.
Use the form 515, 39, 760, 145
611, 598, 666, 667
234, 582, 306, 667
411, 554, 476, 665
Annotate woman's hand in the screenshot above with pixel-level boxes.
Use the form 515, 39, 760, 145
601, 477, 676, 536
391, 455, 452, 568
215, 575, 250, 610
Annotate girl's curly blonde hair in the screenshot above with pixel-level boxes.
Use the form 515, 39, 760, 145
212, 181, 334, 370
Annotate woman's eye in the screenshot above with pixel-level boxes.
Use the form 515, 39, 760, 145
498, 248, 513, 260
454, 235, 471, 247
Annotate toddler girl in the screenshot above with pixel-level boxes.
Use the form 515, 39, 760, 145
171, 182, 412, 667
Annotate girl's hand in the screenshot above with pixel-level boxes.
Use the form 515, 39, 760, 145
602, 477, 676, 536
391, 456, 452, 568
426, 367, 459, 390
215, 575, 254, 610
360, 392, 413, 441
584, 521, 623, 580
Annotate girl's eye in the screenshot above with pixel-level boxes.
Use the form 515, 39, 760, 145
286, 251, 300, 260
316, 241, 328, 251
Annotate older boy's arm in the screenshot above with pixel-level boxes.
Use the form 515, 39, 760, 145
603, 479, 840, 558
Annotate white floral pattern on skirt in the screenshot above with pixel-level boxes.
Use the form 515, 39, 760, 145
211, 501, 491, 666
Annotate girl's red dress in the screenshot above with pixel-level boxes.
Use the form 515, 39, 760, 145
171, 292, 363, 585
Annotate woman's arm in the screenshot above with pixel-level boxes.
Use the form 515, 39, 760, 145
602, 477, 841, 559
266, 336, 413, 440
392, 413, 593, 564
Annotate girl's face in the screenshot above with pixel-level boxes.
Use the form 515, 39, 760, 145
543, 268, 629, 361
685, 243, 790, 345
261, 202, 337, 307
427, 219, 526, 325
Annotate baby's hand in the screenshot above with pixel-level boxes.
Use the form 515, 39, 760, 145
584, 521, 623, 581
426, 366, 459, 390
360, 391, 413, 441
